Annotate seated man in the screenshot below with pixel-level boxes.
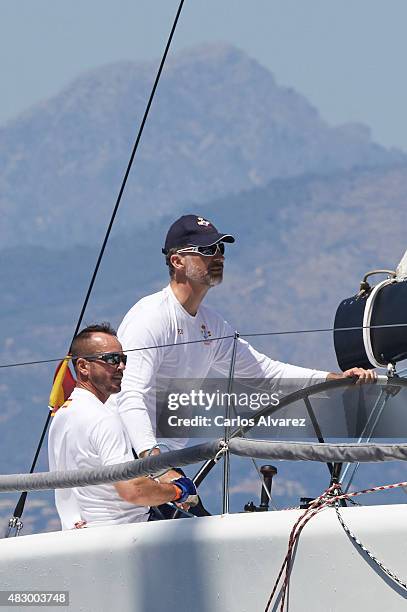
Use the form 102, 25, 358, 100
48, 323, 195, 529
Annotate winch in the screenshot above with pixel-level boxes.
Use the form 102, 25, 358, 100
334, 249, 407, 372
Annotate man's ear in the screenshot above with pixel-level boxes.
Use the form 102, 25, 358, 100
76, 357, 89, 378
170, 253, 185, 272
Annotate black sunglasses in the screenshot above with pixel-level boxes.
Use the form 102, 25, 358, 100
87, 352, 127, 366
176, 243, 225, 257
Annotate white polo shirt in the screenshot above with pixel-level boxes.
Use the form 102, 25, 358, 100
48, 387, 149, 529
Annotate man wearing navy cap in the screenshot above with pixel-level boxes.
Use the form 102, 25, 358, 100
112, 214, 376, 459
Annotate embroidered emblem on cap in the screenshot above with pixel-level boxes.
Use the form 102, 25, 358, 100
197, 217, 211, 227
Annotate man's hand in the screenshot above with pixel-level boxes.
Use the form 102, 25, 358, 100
139, 449, 184, 483
138, 447, 160, 458
327, 368, 378, 383
158, 470, 196, 511
171, 476, 199, 506
157, 468, 186, 483
139, 451, 197, 510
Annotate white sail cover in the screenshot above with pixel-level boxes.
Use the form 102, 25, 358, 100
1, 439, 407, 492
228, 438, 407, 463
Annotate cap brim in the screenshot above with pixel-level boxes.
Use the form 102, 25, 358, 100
191, 232, 235, 247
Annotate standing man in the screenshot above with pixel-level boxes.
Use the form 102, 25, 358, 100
48, 323, 196, 529
115, 215, 376, 458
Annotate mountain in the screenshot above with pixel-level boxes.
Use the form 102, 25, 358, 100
3, 163, 407, 372
0, 44, 406, 249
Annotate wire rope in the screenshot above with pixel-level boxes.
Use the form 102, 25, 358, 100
3, 321, 407, 370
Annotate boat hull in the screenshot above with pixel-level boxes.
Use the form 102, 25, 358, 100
0, 504, 405, 611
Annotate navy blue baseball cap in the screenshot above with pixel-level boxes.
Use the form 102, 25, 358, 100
162, 215, 235, 254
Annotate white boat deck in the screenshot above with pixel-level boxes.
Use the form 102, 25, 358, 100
0, 504, 406, 611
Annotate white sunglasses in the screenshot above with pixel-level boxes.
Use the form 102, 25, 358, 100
176, 243, 225, 257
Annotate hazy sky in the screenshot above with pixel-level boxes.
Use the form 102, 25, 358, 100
2, 1, 407, 149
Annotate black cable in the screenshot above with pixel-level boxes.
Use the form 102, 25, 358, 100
0, 335, 235, 369
241, 321, 407, 338
6, 0, 186, 534
71, 0, 186, 341
2, 321, 407, 370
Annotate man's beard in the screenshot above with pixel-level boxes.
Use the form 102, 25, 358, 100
185, 260, 223, 287
207, 269, 223, 286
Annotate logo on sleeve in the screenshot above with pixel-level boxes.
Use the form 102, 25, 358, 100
51, 398, 72, 417
200, 324, 212, 345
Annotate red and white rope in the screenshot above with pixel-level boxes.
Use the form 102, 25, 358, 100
265, 480, 407, 612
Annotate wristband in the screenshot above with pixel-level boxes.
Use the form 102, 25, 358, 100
172, 483, 182, 501
171, 476, 197, 503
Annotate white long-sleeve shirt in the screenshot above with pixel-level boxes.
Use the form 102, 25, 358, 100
112, 285, 329, 455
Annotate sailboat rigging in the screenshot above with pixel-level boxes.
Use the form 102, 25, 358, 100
5, 0, 186, 537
